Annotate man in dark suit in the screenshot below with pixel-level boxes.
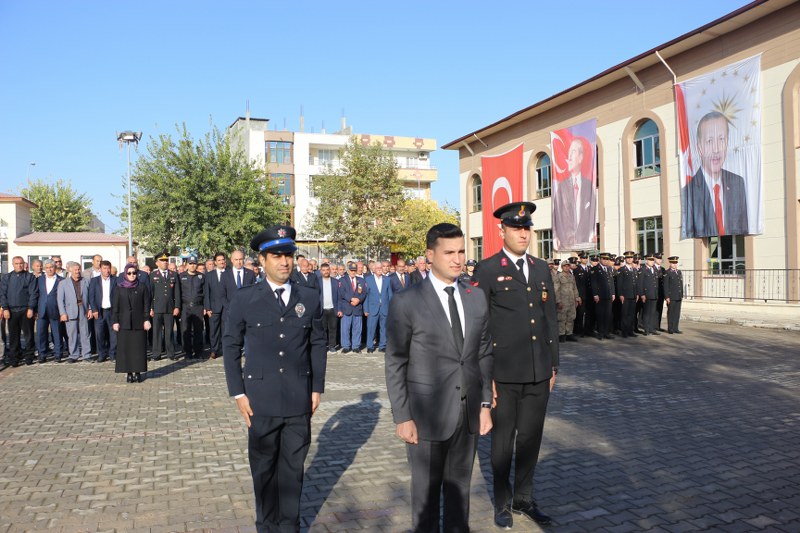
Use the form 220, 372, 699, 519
87, 260, 118, 362
663, 256, 684, 334
150, 251, 181, 361
389, 259, 411, 293
291, 257, 319, 292
682, 111, 749, 238
409, 256, 428, 285
204, 252, 228, 359
385, 223, 493, 532
364, 265, 392, 353
473, 202, 559, 528
338, 263, 366, 353
553, 138, 596, 249
221, 249, 257, 311
223, 225, 326, 533
318, 262, 340, 352
36, 259, 63, 363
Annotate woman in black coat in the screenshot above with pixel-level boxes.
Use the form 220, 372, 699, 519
112, 263, 152, 383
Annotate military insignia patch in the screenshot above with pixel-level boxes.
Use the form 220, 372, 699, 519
295, 303, 305, 317
497, 276, 505, 282
505, 276, 513, 281
500, 257, 509, 267
540, 281, 548, 302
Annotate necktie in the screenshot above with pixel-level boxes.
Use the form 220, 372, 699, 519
516, 258, 526, 282
236, 270, 242, 289
351, 276, 356, 290
275, 288, 286, 310
573, 179, 579, 202
444, 287, 464, 353
714, 184, 725, 235
399, 274, 405, 287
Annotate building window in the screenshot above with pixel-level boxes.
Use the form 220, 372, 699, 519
471, 237, 483, 261
536, 154, 552, 198
270, 173, 293, 204
537, 229, 553, 259
267, 141, 293, 164
471, 175, 482, 212
634, 119, 661, 178
707, 235, 746, 275
311, 148, 337, 166
635, 216, 663, 255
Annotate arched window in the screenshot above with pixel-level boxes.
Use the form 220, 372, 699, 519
536, 154, 552, 198
633, 119, 660, 178
470, 175, 482, 212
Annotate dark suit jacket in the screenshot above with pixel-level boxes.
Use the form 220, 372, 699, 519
409, 270, 428, 285
338, 275, 367, 315
221, 268, 256, 310
223, 282, 327, 418
553, 174, 596, 249
616, 266, 638, 299
318, 276, 340, 313
291, 270, 320, 292
87, 275, 118, 312
112, 285, 151, 330
474, 251, 558, 384
37, 275, 62, 319
663, 269, 684, 300
204, 269, 228, 313
385, 277, 493, 441
638, 265, 659, 299
389, 272, 410, 293
682, 167, 748, 238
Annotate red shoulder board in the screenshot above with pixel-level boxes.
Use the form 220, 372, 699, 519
528, 256, 535, 265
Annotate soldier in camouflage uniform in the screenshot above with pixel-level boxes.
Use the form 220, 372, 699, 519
554, 261, 580, 342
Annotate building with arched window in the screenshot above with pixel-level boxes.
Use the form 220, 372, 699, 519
446, 0, 800, 306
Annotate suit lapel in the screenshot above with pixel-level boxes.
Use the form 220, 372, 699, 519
458, 282, 477, 358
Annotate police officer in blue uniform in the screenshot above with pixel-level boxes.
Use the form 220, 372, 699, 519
179, 256, 205, 359
223, 225, 327, 533
473, 201, 558, 528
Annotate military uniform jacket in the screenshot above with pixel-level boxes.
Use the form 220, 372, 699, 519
616, 266, 639, 299
223, 282, 327, 418
573, 265, 590, 300
554, 273, 579, 305
150, 270, 181, 313
638, 265, 659, 299
474, 251, 559, 384
179, 272, 205, 306
663, 269, 683, 300
591, 264, 615, 300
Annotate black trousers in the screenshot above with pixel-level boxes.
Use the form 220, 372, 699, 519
667, 300, 682, 332
642, 298, 658, 333
620, 297, 637, 335
152, 313, 175, 357
249, 413, 311, 533
322, 308, 338, 349
95, 309, 117, 360
573, 300, 585, 335
181, 304, 205, 357
583, 299, 596, 335
407, 399, 477, 533
492, 380, 550, 509
656, 297, 665, 330
6, 309, 34, 364
209, 312, 224, 355
595, 299, 612, 337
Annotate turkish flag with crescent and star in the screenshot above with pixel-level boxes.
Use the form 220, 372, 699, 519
481, 144, 523, 257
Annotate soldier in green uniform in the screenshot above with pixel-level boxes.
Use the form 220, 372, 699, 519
555, 261, 579, 342
474, 201, 558, 528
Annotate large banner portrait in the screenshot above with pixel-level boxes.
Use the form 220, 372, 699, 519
481, 144, 523, 257
678, 54, 762, 239
550, 119, 597, 251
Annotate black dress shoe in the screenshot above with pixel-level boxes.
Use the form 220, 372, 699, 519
126, 374, 133, 383
650, 331, 660, 336
367, 348, 375, 353
153, 355, 162, 361
68, 358, 78, 364
341, 349, 351, 354
512, 500, 552, 525
494, 505, 513, 529
659, 328, 667, 332
604, 334, 614, 339
668, 330, 674, 334
674, 330, 683, 334
353, 349, 362, 354
135, 373, 144, 383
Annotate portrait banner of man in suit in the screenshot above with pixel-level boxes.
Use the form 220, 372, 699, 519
678, 54, 762, 239
550, 119, 598, 251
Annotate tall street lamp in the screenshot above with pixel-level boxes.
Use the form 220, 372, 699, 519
117, 131, 142, 256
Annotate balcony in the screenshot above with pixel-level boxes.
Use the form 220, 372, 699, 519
398, 167, 437, 185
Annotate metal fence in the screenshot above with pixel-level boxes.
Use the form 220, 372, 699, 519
682, 269, 800, 303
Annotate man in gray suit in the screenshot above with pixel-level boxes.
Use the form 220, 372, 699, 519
58, 262, 92, 362
385, 223, 494, 532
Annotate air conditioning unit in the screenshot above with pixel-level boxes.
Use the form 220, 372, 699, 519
418, 152, 429, 160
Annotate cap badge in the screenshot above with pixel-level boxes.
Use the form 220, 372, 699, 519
518, 206, 526, 217
277, 228, 287, 238
295, 303, 305, 317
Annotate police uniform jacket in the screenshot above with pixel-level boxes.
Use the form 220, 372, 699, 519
179, 272, 205, 307
223, 282, 327, 418
663, 269, 683, 300
616, 265, 638, 299
338, 275, 367, 316
474, 251, 559, 384
591, 264, 615, 300
150, 269, 181, 314
638, 265, 659, 299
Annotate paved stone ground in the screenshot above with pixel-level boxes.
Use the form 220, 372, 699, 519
1, 321, 799, 532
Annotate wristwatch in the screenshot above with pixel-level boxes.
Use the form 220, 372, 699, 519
481, 402, 492, 409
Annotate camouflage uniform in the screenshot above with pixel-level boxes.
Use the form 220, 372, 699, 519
554, 270, 579, 336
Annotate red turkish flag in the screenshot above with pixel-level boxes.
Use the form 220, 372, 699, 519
481, 144, 523, 257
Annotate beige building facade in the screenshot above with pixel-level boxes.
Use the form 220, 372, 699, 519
445, 0, 800, 302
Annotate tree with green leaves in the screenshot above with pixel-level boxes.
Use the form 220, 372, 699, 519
306, 137, 406, 258
392, 199, 460, 259
120, 124, 290, 258
21, 178, 93, 232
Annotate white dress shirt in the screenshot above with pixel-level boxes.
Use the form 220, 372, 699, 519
428, 273, 465, 337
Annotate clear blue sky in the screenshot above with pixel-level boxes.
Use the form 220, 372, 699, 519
0, 0, 748, 232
